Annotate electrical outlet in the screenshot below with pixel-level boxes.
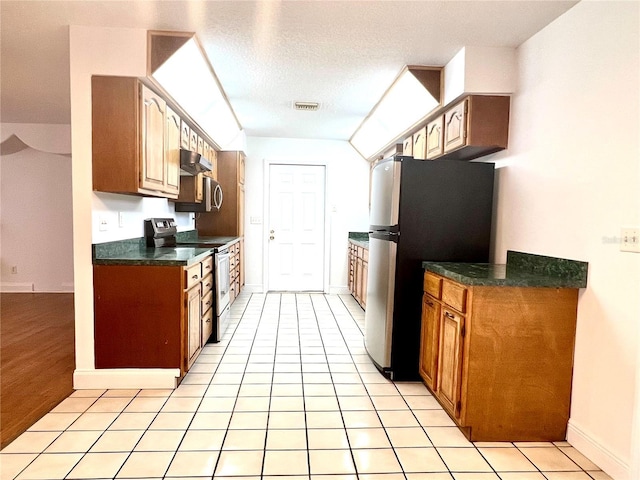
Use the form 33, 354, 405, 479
621, 227, 640, 253
11, 266, 17, 274
118, 212, 125, 228
99, 216, 108, 232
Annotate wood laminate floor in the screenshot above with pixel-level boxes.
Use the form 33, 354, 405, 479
0, 293, 75, 449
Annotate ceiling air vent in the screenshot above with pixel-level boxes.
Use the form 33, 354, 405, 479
294, 101, 320, 111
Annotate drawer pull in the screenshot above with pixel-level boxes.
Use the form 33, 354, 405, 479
445, 311, 455, 319
192, 274, 199, 280
205, 300, 211, 307
426, 300, 434, 307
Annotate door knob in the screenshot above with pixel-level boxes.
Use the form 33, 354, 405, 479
270, 230, 274, 234
269, 235, 275, 240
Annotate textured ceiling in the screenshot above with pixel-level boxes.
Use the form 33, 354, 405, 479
0, 0, 578, 141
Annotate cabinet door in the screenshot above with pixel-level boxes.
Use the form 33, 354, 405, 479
185, 284, 202, 369
402, 136, 413, 156
181, 120, 190, 149
437, 307, 464, 418
197, 136, 204, 156
164, 106, 181, 195
419, 294, 441, 390
190, 130, 198, 152
444, 99, 468, 153
412, 126, 427, 159
140, 85, 166, 191
426, 116, 444, 159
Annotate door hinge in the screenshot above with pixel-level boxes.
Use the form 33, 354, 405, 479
460, 322, 466, 338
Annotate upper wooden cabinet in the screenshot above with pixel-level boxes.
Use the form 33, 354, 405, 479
441, 95, 510, 161
92, 76, 179, 198
196, 151, 246, 237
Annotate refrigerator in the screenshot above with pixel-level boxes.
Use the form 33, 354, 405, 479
364, 155, 495, 381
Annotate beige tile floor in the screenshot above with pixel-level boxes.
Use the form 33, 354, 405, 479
0, 292, 611, 480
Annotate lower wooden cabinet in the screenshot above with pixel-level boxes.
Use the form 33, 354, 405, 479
93, 255, 214, 379
419, 271, 579, 441
348, 241, 368, 309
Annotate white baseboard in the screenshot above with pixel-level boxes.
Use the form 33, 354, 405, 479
73, 368, 180, 390
329, 285, 350, 295
567, 419, 629, 480
1, 282, 34, 292
242, 284, 264, 293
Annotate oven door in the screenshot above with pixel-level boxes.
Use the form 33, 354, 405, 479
214, 248, 231, 314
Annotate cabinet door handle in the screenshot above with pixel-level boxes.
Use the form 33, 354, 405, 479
425, 300, 434, 307
445, 311, 455, 319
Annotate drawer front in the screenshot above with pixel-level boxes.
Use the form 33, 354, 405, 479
423, 272, 442, 299
201, 290, 214, 314
362, 248, 369, 262
185, 263, 202, 289
201, 256, 213, 277
230, 255, 237, 268
201, 273, 213, 293
235, 265, 240, 279
442, 279, 467, 313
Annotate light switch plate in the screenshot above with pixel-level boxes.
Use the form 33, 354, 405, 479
621, 227, 640, 253
250, 216, 262, 224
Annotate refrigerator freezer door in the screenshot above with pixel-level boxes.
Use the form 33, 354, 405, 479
369, 157, 401, 229
364, 235, 397, 370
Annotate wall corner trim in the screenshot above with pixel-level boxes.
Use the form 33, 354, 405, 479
567, 419, 630, 480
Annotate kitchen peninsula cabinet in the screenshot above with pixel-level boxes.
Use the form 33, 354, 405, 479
93, 253, 214, 378
420, 253, 588, 441
91, 76, 180, 198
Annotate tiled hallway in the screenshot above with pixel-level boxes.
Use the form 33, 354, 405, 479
1, 293, 609, 479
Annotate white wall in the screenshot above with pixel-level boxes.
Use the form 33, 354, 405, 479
92, 193, 193, 243
0, 143, 74, 292
491, 2, 640, 478
244, 137, 370, 293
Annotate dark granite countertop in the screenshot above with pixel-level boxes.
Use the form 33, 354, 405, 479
93, 231, 240, 266
348, 231, 369, 248
423, 251, 588, 288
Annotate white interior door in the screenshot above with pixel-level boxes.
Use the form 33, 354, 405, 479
268, 164, 325, 291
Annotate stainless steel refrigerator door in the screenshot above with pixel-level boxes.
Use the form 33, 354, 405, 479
369, 158, 401, 228
364, 236, 397, 369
